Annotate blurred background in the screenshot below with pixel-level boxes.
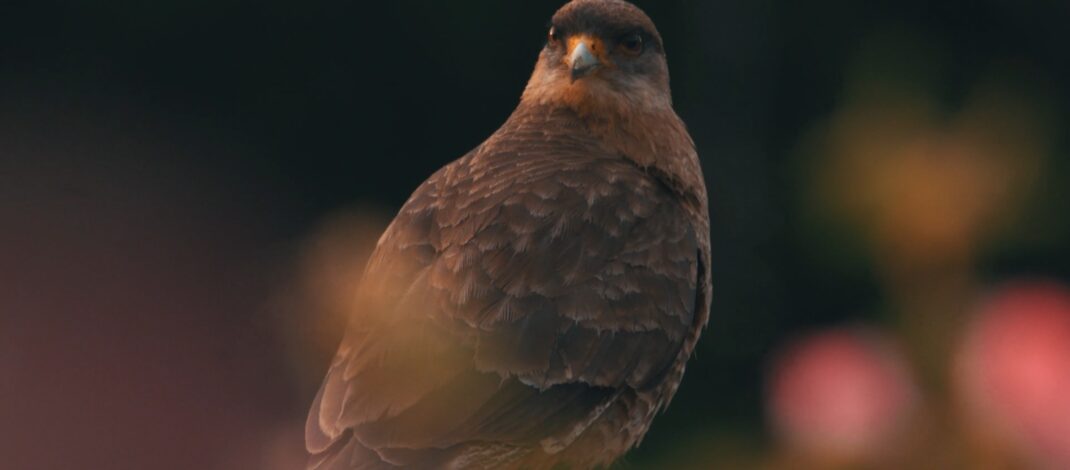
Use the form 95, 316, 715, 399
2, 0, 1068, 469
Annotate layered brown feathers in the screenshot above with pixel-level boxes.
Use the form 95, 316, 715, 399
307, 1, 710, 468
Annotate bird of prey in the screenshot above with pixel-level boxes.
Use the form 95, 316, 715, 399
306, 0, 710, 468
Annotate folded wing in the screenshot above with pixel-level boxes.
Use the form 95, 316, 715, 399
307, 145, 701, 468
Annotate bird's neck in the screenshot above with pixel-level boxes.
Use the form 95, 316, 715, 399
511, 93, 707, 216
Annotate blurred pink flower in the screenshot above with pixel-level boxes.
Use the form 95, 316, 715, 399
957, 280, 1070, 467
767, 328, 917, 460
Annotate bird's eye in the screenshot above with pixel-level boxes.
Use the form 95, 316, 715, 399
548, 27, 560, 46
618, 33, 643, 55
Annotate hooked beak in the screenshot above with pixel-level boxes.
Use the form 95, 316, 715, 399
568, 38, 602, 82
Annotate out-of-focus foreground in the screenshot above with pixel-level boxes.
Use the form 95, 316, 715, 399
1, 1, 1067, 469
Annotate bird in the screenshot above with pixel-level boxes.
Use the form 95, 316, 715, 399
305, 0, 710, 468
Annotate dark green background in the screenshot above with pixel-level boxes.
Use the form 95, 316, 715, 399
2, 1, 1067, 468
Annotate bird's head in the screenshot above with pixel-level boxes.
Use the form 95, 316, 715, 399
522, 0, 671, 115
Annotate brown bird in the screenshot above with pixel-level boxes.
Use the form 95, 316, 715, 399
306, 0, 710, 468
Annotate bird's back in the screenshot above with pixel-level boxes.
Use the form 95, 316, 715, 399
306, 104, 708, 469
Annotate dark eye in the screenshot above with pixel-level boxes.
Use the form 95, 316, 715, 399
618, 33, 643, 55
548, 26, 560, 46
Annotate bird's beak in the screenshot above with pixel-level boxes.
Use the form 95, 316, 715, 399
568, 36, 603, 82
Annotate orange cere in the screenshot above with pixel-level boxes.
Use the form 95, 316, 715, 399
566, 34, 611, 66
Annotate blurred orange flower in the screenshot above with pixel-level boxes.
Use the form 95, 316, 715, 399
807, 67, 1051, 272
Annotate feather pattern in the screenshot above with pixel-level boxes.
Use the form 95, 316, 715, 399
307, 103, 709, 469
